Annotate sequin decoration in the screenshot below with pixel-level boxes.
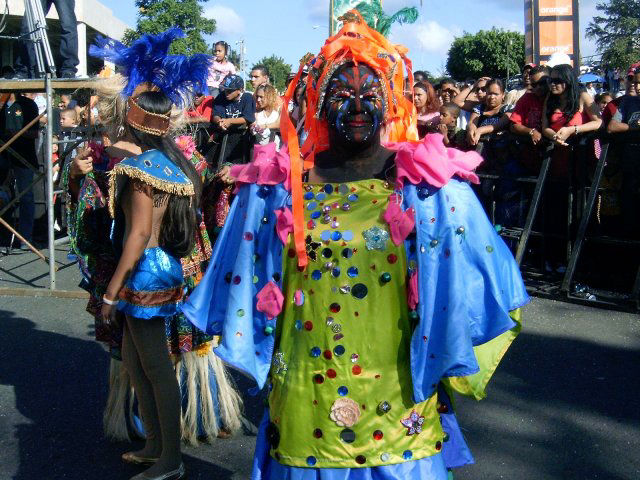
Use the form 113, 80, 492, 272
312, 270, 322, 280
327, 369, 337, 378
326, 317, 334, 326
236, 309, 245, 317
304, 191, 314, 200
314, 374, 325, 384
401, 410, 425, 435
307, 201, 318, 211
322, 247, 333, 258
334, 345, 345, 356
338, 184, 349, 195
380, 272, 392, 283
387, 253, 398, 264
294, 290, 305, 306
363, 226, 390, 251
305, 235, 321, 261
486, 245, 494, 253
380, 453, 390, 462
342, 230, 354, 241
403, 450, 413, 460
338, 386, 349, 396
316, 192, 327, 201
339, 285, 351, 294
373, 430, 383, 440
272, 352, 288, 375
347, 267, 359, 278
330, 303, 341, 313
311, 211, 322, 220
351, 353, 359, 363
352, 365, 362, 375
243, 232, 254, 241
378, 401, 391, 414
307, 456, 317, 466
331, 231, 342, 241
355, 455, 366, 465
341, 203, 351, 211
295, 320, 303, 330
331, 323, 342, 333
324, 184, 334, 194
313, 428, 323, 438
348, 193, 359, 202
340, 428, 356, 443
342, 248, 353, 259
311, 347, 322, 357
323, 350, 332, 360
304, 321, 313, 331
351, 283, 368, 299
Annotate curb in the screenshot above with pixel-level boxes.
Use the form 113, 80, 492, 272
0, 288, 89, 299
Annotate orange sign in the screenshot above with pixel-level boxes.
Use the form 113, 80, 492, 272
539, 20, 574, 56
539, 0, 573, 16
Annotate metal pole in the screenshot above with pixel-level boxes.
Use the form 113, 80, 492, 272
329, 0, 334, 36
45, 73, 55, 289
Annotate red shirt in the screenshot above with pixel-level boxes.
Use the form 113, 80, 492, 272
187, 96, 213, 121
602, 96, 622, 127
510, 92, 544, 129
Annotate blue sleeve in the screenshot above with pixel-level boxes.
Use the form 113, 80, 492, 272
181, 184, 289, 388
213, 97, 226, 118
404, 180, 529, 403
242, 93, 256, 124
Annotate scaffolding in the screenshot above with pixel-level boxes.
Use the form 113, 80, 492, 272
1, 76, 100, 290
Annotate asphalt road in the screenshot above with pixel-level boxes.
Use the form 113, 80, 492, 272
0, 295, 638, 480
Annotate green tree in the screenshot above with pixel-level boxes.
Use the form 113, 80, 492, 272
228, 48, 242, 71
123, 0, 216, 55
251, 56, 292, 93
586, 0, 640, 70
446, 29, 524, 80
354, 0, 418, 37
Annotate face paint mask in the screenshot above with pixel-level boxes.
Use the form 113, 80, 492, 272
324, 63, 384, 148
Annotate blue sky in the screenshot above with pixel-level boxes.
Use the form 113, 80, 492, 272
106, 0, 600, 77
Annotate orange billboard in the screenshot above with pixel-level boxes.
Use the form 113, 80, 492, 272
524, 0, 580, 69
539, 0, 573, 17
540, 20, 574, 56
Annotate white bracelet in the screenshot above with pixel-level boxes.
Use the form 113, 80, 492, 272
102, 295, 117, 305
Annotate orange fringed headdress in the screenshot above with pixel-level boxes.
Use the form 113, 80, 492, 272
280, 10, 419, 267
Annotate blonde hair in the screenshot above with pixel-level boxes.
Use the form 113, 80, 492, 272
91, 74, 189, 141
255, 84, 279, 113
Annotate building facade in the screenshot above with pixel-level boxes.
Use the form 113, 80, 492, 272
1, 0, 129, 76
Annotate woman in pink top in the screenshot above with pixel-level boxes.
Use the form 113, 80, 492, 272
207, 41, 237, 98
414, 81, 440, 138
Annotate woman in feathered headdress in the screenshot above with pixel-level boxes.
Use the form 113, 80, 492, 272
63, 28, 242, 479
183, 11, 528, 480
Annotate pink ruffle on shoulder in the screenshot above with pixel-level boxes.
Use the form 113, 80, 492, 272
385, 133, 482, 188
230, 143, 291, 191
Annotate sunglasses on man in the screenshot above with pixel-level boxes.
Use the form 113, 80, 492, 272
531, 77, 549, 88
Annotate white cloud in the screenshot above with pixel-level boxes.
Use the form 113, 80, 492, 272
392, 20, 458, 55
204, 4, 245, 37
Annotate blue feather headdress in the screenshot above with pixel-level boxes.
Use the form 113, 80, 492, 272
89, 28, 210, 107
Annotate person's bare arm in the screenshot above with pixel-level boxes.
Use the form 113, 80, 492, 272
608, 117, 630, 133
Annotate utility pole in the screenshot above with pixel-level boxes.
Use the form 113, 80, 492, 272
507, 38, 512, 88
329, 0, 334, 36
236, 39, 246, 82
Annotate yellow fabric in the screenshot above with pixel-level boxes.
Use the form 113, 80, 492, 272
443, 309, 522, 401
269, 179, 443, 468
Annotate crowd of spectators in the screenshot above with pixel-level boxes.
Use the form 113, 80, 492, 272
1, 38, 639, 295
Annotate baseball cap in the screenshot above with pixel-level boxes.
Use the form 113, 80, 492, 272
546, 53, 572, 68
523, 63, 536, 70
627, 62, 640, 77
221, 74, 244, 91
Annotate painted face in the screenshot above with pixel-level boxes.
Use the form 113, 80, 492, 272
324, 63, 384, 147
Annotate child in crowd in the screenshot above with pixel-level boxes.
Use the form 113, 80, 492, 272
595, 92, 613, 114
432, 102, 465, 148
207, 41, 237, 98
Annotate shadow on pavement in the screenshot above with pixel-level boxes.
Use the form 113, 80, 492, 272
0, 308, 236, 479
454, 329, 640, 480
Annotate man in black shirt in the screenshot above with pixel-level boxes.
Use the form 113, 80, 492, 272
212, 75, 256, 167
0, 93, 39, 244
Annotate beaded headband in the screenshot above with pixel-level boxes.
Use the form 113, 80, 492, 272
125, 97, 171, 136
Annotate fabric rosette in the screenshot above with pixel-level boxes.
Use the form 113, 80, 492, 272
329, 398, 361, 428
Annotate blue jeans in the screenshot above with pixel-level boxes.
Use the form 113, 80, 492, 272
0, 157, 35, 243
15, 0, 79, 77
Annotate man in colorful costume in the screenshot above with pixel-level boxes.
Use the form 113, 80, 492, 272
183, 12, 528, 479
63, 28, 242, 447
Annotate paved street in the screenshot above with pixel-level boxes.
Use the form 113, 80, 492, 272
1, 249, 639, 479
